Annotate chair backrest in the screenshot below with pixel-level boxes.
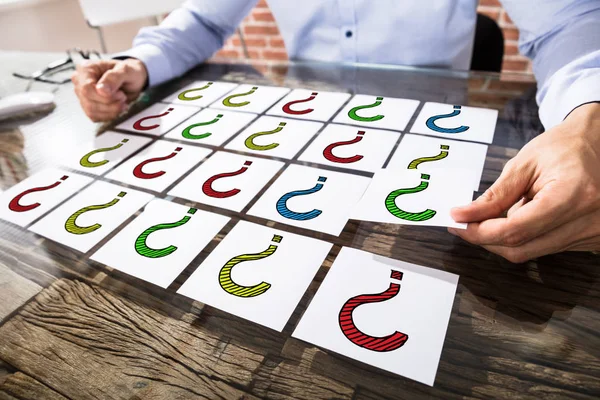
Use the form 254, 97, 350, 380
78, 0, 184, 27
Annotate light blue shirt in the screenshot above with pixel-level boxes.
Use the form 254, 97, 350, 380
123, 0, 600, 130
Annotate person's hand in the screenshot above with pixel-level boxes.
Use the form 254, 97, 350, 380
71, 58, 148, 122
449, 102, 600, 263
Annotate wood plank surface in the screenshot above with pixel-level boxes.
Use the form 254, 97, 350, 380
0, 279, 264, 400
0, 261, 41, 321
0, 372, 67, 400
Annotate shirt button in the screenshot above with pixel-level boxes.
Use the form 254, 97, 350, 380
345, 30, 353, 38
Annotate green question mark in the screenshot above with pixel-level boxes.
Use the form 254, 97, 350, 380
181, 113, 223, 140
348, 96, 384, 122
385, 173, 436, 221
407, 145, 450, 169
134, 208, 197, 258
65, 191, 127, 235
222, 86, 258, 107
244, 122, 286, 151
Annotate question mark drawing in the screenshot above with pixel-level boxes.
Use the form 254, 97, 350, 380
134, 207, 196, 258
276, 176, 326, 221
177, 82, 213, 101
407, 144, 450, 169
181, 113, 223, 140
133, 147, 182, 180
202, 161, 252, 198
133, 108, 174, 131
9, 175, 69, 212
348, 97, 385, 122
219, 234, 283, 297
425, 105, 469, 134
323, 131, 365, 164
79, 139, 129, 168
222, 86, 258, 108
244, 122, 286, 151
385, 173, 436, 221
282, 92, 318, 115
64, 191, 126, 235
339, 269, 409, 352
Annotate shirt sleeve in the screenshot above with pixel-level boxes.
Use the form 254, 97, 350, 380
117, 0, 258, 87
499, 1, 600, 129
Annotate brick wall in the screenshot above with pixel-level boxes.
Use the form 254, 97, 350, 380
214, 0, 533, 75
477, 0, 532, 73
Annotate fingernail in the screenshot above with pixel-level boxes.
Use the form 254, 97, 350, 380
97, 83, 111, 94
449, 207, 462, 217
447, 228, 458, 236
120, 103, 128, 112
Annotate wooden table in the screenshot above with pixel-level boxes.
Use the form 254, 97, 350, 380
0, 51, 599, 400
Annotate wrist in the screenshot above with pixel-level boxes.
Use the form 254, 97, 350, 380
126, 58, 149, 90
564, 102, 600, 149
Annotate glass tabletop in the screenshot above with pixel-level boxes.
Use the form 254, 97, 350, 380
0, 51, 598, 400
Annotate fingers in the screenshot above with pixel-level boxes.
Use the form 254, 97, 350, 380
449, 181, 579, 247
478, 209, 598, 263
74, 80, 127, 105
96, 62, 134, 98
507, 197, 527, 218
78, 97, 127, 122
451, 158, 533, 223
72, 60, 130, 121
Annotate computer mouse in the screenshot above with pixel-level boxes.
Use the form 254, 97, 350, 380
0, 92, 56, 122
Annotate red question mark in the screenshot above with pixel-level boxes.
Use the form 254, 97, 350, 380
8, 175, 69, 212
323, 131, 365, 164
282, 92, 318, 115
133, 147, 182, 179
338, 269, 409, 352
133, 108, 174, 131
202, 161, 253, 198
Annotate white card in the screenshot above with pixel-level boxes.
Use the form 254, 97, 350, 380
333, 94, 419, 131
161, 80, 239, 107
352, 169, 472, 229
91, 199, 230, 288
225, 116, 323, 159
212, 84, 290, 114
105, 141, 212, 193
298, 124, 401, 172
0, 169, 93, 227
168, 151, 284, 212
29, 181, 153, 253
248, 165, 371, 236
386, 134, 488, 191
267, 89, 351, 122
293, 247, 459, 387
177, 221, 332, 331
410, 102, 498, 144
116, 103, 200, 136
165, 108, 258, 146
63, 131, 152, 176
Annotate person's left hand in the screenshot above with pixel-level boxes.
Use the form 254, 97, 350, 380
448, 102, 600, 263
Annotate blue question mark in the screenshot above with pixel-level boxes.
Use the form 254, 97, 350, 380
276, 176, 327, 221
425, 105, 470, 134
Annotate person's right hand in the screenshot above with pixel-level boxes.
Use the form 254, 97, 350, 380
71, 58, 148, 122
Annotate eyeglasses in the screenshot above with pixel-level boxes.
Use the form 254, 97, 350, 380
12, 48, 102, 85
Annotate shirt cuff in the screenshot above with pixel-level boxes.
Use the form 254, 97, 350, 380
538, 63, 600, 130
113, 43, 173, 87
